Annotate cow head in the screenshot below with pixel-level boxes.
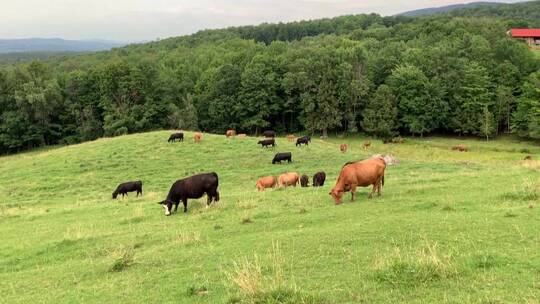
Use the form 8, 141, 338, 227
329, 188, 344, 204
112, 191, 118, 199
158, 200, 173, 216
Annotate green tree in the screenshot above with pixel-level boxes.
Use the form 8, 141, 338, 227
361, 84, 398, 139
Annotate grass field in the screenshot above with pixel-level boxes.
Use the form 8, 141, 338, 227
0, 131, 539, 303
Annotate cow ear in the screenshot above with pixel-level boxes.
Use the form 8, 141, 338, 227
157, 201, 164, 205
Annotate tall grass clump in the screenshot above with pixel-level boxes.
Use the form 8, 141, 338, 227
109, 245, 135, 272
374, 241, 457, 287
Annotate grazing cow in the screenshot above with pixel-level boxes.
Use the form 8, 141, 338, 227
258, 139, 276, 148
158, 172, 219, 215
296, 136, 311, 147
237, 134, 247, 139
278, 172, 300, 187
300, 175, 309, 187
340, 144, 348, 153
226, 129, 236, 138
312, 172, 326, 187
372, 154, 400, 166
524, 155, 532, 161
362, 141, 371, 150
272, 152, 292, 164
329, 158, 386, 205
392, 137, 405, 144
256, 176, 277, 191
194, 132, 202, 142
286, 134, 296, 142
451, 145, 468, 152
262, 130, 276, 138
112, 181, 143, 199
168, 132, 184, 142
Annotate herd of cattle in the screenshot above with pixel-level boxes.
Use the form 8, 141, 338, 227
113, 130, 395, 216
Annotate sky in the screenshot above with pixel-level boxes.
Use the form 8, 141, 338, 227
0, 0, 526, 42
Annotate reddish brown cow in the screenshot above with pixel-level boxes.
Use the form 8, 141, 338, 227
340, 144, 348, 153
330, 157, 386, 205
286, 134, 296, 142
194, 132, 202, 142
362, 141, 371, 150
278, 172, 300, 188
226, 129, 236, 138
256, 176, 277, 191
237, 133, 247, 138
451, 144, 468, 152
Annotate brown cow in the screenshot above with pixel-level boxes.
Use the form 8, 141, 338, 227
286, 134, 296, 142
278, 172, 300, 188
362, 141, 371, 150
256, 176, 277, 191
237, 134, 247, 139
340, 144, 348, 153
194, 132, 202, 142
451, 144, 468, 152
226, 129, 236, 138
330, 157, 386, 205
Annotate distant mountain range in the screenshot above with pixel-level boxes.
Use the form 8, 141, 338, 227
0, 38, 126, 54
398, 2, 506, 17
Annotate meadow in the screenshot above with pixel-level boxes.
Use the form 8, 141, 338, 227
0, 131, 539, 303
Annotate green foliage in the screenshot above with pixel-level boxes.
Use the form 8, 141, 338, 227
361, 84, 398, 139
513, 71, 540, 139
1, 9, 540, 154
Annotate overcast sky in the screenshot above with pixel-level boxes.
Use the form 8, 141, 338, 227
0, 0, 525, 42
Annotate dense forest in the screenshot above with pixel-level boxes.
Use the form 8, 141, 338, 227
0, 2, 540, 154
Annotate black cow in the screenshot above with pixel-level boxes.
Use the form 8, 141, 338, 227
158, 172, 219, 215
300, 175, 309, 187
262, 130, 276, 138
258, 139, 276, 148
312, 172, 326, 187
272, 152, 292, 164
112, 181, 143, 199
168, 132, 184, 142
296, 136, 311, 147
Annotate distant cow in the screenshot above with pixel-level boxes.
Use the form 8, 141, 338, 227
168, 133, 184, 142
300, 175, 309, 187
313, 172, 326, 187
272, 152, 292, 164
452, 145, 468, 152
330, 157, 386, 205
340, 144, 348, 153
296, 136, 311, 147
158, 172, 219, 215
237, 134, 247, 139
286, 134, 296, 142
112, 181, 143, 199
226, 130, 236, 138
256, 176, 277, 191
194, 132, 202, 142
258, 139, 276, 148
262, 130, 276, 138
278, 172, 300, 187
362, 141, 371, 150
524, 155, 532, 161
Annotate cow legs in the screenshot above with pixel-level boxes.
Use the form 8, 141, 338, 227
206, 193, 213, 206
174, 202, 179, 213
350, 185, 357, 202
369, 184, 377, 198
182, 199, 188, 213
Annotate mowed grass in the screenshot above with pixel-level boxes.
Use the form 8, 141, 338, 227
0, 131, 539, 303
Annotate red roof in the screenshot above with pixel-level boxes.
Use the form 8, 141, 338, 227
510, 29, 540, 38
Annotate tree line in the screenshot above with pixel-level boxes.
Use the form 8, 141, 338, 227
0, 14, 539, 154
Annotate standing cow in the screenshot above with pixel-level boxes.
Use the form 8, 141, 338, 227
312, 172, 326, 187
296, 136, 311, 147
256, 176, 277, 191
168, 133, 184, 142
272, 152, 292, 164
329, 158, 386, 205
226, 130, 236, 138
278, 172, 300, 188
194, 132, 203, 142
258, 139, 275, 148
158, 173, 219, 215
300, 175, 309, 187
340, 144, 348, 153
262, 130, 276, 138
113, 181, 143, 199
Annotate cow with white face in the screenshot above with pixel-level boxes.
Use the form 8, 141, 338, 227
158, 172, 220, 215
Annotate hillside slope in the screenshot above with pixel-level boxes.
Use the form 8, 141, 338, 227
0, 132, 538, 303
399, 2, 504, 17
0, 38, 125, 54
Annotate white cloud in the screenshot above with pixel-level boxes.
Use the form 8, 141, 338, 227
0, 0, 526, 41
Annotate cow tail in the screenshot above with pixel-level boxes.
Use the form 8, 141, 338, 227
382, 174, 385, 187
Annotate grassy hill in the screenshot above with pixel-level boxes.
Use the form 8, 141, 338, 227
0, 132, 539, 303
